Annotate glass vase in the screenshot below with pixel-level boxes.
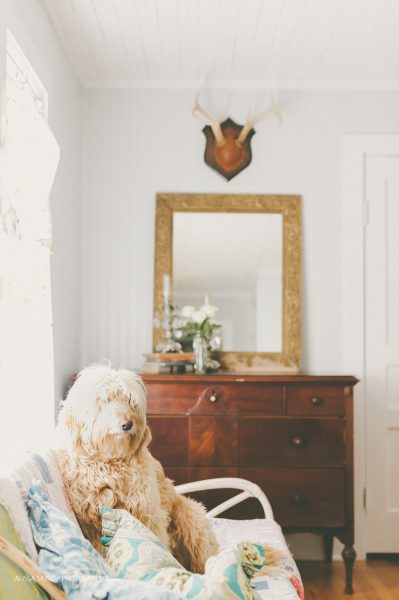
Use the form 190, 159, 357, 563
193, 331, 208, 374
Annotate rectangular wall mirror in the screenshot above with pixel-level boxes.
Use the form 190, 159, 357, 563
153, 193, 302, 372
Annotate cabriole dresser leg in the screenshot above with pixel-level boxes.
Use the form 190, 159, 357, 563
342, 545, 356, 594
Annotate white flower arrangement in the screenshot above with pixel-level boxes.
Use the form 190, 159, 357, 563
173, 298, 221, 348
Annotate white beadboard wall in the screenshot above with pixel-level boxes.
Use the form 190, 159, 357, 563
81, 88, 399, 560
81, 87, 399, 373
7, 0, 82, 406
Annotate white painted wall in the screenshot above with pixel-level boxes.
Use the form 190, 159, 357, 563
6, 0, 82, 407
81, 88, 399, 558
81, 88, 399, 375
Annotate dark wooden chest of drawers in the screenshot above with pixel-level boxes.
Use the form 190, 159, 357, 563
142, 373, 358, 593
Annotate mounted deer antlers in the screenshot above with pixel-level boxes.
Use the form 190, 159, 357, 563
193, 94, 226, 148
193, 91, 282, 180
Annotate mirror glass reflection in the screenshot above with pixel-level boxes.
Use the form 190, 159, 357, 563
173, 212, 283, 352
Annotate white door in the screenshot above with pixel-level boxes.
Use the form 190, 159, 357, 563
365, 155, 399, 552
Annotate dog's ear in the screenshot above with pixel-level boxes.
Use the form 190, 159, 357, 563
135, 425, 152, 453
128, 376, 147, 412
143, 425, 152, 447
59, 408, 85, 450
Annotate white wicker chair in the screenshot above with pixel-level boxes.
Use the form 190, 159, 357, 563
176, 477, 304, 600
0, 473, 302, 600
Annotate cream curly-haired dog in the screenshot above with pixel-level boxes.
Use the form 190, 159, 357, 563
55, 364, 218, 572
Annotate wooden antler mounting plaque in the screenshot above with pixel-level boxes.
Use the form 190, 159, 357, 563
202, 118, 255, 181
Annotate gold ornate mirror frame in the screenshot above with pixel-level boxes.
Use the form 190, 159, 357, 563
153, 193, 302, 373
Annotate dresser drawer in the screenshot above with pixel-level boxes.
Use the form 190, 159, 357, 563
146, 382, 284, 415
240, 468, 346, 527
239, 418, 345, 467
166, 466, 345, 528
286, 386, 347, 417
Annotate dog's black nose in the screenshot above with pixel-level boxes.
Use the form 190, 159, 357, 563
121, 420, 133, 432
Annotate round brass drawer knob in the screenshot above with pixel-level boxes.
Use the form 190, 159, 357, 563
311, 397, 322, 406
209, 393, 217, 403
292, 436, 304, 447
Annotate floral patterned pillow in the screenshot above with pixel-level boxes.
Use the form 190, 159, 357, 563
102, 508, 279, 600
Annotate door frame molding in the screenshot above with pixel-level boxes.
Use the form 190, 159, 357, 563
342, 134, 399, 559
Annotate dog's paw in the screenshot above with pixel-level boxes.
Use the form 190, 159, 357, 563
98, 487, 116, 508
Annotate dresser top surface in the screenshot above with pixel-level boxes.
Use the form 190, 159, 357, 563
140, 373, 359, 385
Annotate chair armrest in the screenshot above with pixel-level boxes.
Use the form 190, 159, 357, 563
175, 477, 274, 520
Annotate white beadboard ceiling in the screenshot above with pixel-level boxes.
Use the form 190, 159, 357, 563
41, 0, 399, 89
